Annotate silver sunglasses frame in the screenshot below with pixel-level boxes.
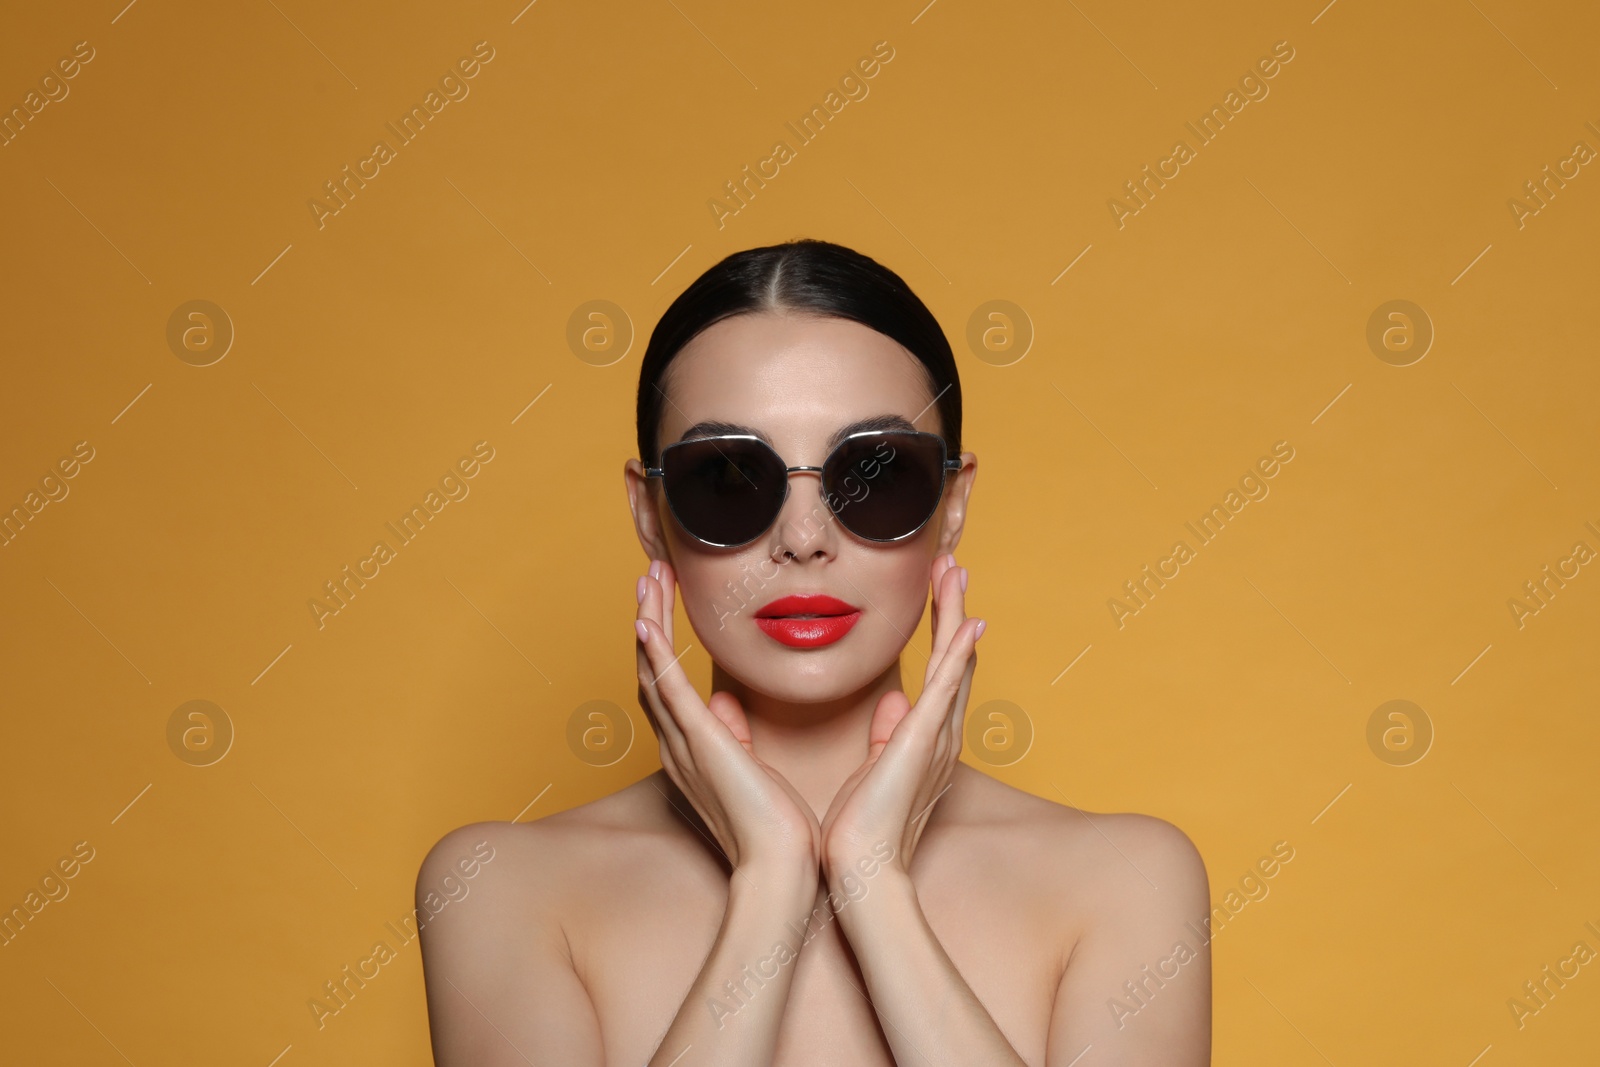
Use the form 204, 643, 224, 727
645, 429, 962, 549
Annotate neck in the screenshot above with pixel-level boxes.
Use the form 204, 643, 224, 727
710, 659, 904, 818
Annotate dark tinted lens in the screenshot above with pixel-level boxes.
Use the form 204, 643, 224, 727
660, 437, 786, 546
824, 433, 947, 541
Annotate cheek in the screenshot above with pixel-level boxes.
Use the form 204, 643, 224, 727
872, 551, 933, 626
672, 550, 769, 638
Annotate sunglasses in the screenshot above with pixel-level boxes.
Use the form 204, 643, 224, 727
645, 429, 961, 548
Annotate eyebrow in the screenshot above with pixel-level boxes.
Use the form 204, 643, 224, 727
676, 414, 920, 453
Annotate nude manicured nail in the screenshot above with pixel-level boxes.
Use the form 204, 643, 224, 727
649, 560, 662, 580
636, 577, 647, 603
959, 567, 969, 592
975, 619, 987, 640
635, 620, 649, 642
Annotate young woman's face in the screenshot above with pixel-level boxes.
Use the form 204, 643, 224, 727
625, 311, 976, 705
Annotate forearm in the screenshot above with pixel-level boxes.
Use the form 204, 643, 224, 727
649, 861, 817, 1067
833, 868, 1027, 1067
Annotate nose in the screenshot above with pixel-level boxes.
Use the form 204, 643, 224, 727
766, 464, 839, 562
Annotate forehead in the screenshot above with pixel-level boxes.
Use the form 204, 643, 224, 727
658, 312, 939, 448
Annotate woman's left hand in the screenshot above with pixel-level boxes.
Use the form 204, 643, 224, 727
819, 553, 985, 880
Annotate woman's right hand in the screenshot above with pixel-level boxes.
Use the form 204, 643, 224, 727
635, 558, 822, 884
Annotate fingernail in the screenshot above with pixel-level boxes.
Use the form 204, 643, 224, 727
635, 620, 649, 642
959, 567, 969, 593
636, 577, 647, 603
649, 560, 662, 579
974, 619, 987, 640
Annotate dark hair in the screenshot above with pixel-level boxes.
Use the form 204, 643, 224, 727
635, 239, 962, 466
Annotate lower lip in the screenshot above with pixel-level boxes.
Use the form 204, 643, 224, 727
755, 612, 861, 648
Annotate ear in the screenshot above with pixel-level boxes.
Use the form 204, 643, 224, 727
931, 452, 976, 558
623, 457, 672, 562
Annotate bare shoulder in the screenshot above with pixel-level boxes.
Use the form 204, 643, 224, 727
415, 771, 717, 948
944, 764, 1208, 912
945, 766, 1212, 1058
417, 772, 681, 903
414, 782, 690, 1064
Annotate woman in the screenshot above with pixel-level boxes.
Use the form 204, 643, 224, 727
417, 239, 1212, 1065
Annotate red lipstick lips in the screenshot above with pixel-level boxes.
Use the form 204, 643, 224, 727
753, 594, 862, 648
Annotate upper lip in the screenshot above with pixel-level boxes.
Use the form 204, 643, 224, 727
754, 594, 860, 618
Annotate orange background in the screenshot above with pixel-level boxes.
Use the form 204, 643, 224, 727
2, 1, 1597, 1063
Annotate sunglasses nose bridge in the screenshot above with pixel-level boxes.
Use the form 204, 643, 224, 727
770, 463, 843, 553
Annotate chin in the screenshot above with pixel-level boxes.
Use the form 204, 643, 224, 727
692, 614, 913, 704
718, 654, 886, 705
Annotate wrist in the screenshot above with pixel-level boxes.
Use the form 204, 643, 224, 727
826, 862, 917, 943
734, 852, 821, 907
821, 838, 908, 909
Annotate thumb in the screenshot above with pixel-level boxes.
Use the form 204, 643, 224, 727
706, 690, 754, 747
867, 689, 913, 755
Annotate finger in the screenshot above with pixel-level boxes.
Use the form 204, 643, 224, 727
638, 562, 666, 642
922, 555, 949, 678
945, 633, 980, 751
928, 552, 955, 623
867, 689, 913, 757
637, 566, 658, 628
637, 680, 689, 775
917, 616, 984, 727
929, 553, 955, 609
927, 559, 968, 685
706, 690, 753, 748
636, 618, 697, 734
935, 562, 968, 653
636, 628, 687, 754
636, 616, 689, 692
652, 558, 676, 647
639, 562, 683, 661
